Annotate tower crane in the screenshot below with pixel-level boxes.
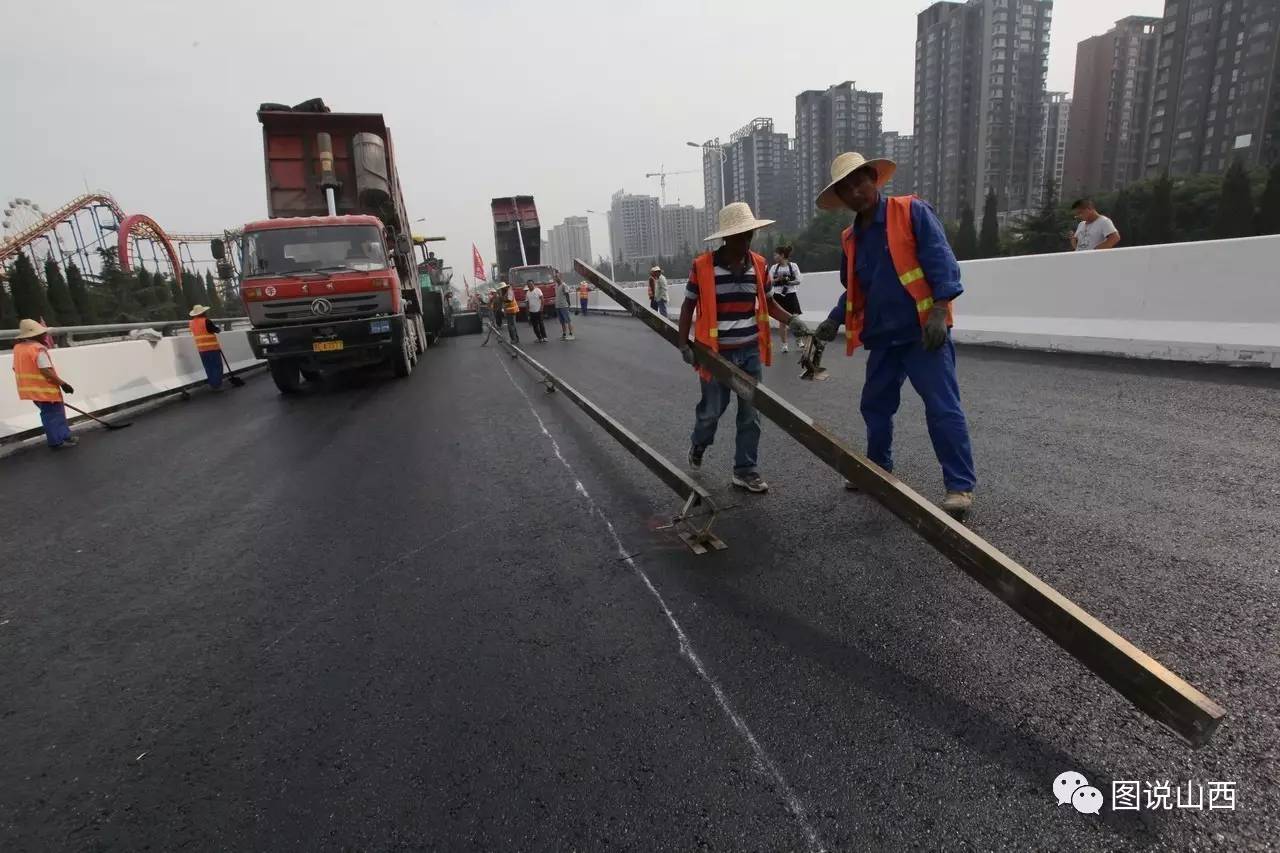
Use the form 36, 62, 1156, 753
644, 166, 700, 205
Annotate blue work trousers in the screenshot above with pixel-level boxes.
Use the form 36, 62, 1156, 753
35, 401, 72, 447
861, 337, 976, 492
653, 299, 668, 318
691, 344, 762, 476
200, 350, 224, 388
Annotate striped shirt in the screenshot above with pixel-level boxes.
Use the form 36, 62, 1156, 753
684, 251, 772, 349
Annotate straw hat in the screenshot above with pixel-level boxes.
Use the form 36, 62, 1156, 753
703, 202, 775, 242
15, 318, 49, 340
815, 152, 897, 211
188, 304, 211, 317
650, 265, 661, 274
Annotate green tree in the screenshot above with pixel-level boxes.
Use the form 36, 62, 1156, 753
1255, 158, 1280, 235
65, 262, 96, 325
97, 247, 138, 321
978, 189, 1001, 258
8, 253, 51, 321
1012, 178, 1071, 255
135, 267, 155, 310
1212, 158, 1255, 238
0, 277, 15, 330
182, 270, 208, 307
204, 270, 223, 314
791, 209, 847, 271
953, 205, 978, 260
43, 259, 79, 326
168, 273, 188, 316
1143, 172, 1175, 245
1110, 188, 1135, 247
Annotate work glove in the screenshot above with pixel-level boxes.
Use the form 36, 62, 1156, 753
679, 344, 695, 366
922, 306, 949, 352
60, 382, 74, 394
787, 315, 811, 337
815, 319, 839, 343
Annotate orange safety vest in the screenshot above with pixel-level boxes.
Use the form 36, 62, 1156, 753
577, 283, 590, 299
12, 341, 63, 402
503, 295, 519, 314
842, 195, 954, 355
690, 250, 772, 380
189, 315, 221, 352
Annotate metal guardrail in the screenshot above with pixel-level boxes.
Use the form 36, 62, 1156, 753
0, 317, 251, 346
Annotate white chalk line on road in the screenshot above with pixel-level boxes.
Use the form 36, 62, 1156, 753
262, 519, 480, 652
497, 354, 826, 853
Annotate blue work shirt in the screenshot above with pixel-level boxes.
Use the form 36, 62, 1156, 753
827, 196, 963, 350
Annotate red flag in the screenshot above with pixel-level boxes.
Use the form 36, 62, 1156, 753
472, 244, 486, 282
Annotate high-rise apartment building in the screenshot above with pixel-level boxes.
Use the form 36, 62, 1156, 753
658, 204, 704, 258
795, 82, 884, 224
1145, 0, 1280, 177
699, 140, 727, 232
1034, 92, 1071, 205
608, 190, 660, 265
880, 131, 917, 195
914, 0, 1054, 222
545, 215, 592, 274
700, 119, 799, 235
1062, 16, 1160, 197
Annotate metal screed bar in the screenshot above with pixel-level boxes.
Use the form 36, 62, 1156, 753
574, 258, 1225, 746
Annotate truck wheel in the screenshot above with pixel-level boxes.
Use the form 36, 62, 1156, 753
413, 316, 427, 355
300, 368, 322, 383
392, 333, 414, 378
269, 359, 303, 394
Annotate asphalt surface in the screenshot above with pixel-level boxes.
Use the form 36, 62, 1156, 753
1, 315, 1277, 851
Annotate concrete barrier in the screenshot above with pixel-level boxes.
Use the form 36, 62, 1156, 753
1, 331, 263, 440
588, 234, 1280, 367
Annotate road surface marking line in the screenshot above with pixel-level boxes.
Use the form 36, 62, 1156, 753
497, 354, 826, 853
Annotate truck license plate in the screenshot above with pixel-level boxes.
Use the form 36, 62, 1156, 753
313, 340, 344, 352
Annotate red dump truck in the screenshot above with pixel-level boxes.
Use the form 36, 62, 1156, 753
219, 99, 431, 392
491, 195, 558, 314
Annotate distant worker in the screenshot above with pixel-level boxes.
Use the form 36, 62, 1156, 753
649, 265, 669, 317
647, 272, 657, 311
577, 281, 591, 315
769, 245, 804, 353
12, 319, 77, 449
1070, 199, 1121, 251
499, 283, 520, 343
187, 305, 223, 390
554, 275, 576, 341
678, 203, 810, 494
525, 282, 548, 343
812, 152, 976, 517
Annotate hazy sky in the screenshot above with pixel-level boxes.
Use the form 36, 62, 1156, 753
1, 0, 1164, 277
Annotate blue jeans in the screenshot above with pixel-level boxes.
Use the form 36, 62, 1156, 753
35, 401, 72, 447
691, 344, 762, 475
861, 336, 976, 492
200, 350, 224, 388
653, 299, 668, 317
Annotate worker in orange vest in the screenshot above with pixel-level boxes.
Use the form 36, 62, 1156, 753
577, 281, 590, 315
677, 202, 810, 494
812, 152, 976, 517
188, 305, 224, 389
498, 283, 520, 343
11, 318, 77, 448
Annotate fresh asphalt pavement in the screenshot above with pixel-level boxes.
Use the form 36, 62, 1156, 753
1, 314, 1277, 851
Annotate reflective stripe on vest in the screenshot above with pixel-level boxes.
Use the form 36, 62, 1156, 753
578, 284, 589, 298
189, 316, 221, 352
842, 195, 954, 355
690, 250, 772, 381
504, 298, 519, 314
12, 342, 62, 402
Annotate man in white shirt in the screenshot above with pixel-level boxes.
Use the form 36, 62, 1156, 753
525, 283, 548, 343
1070, 199, 1120, 251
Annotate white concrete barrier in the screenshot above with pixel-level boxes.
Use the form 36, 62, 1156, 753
1, 331, 263, 440
590, 235, 1280, 367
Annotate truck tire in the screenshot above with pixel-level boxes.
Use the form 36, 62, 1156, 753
413, 315, 427, 355
300, 368, 322, 383
392, 332, 414, 378
269, 359, 303, 394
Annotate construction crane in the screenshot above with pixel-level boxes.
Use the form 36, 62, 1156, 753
644, 166, 700, 205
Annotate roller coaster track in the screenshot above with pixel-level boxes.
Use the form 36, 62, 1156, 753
0, 192, 230, 283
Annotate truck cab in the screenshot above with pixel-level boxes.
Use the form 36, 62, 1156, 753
508, 264, 559, 315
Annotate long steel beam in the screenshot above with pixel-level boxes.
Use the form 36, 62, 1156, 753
574, 258, 1225, 747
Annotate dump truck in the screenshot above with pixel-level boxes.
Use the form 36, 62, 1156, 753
220, 98, 430, 393
490, 196, 558, 315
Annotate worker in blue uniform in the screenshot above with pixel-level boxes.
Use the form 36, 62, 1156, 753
811, 152, 977, 516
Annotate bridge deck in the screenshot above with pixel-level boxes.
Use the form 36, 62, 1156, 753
1, 316, 1276, 849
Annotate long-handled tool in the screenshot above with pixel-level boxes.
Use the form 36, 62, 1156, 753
63, 402, 132, 431
220, 351, 246, 387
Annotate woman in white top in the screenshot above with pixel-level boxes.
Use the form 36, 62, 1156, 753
769, 246, 804, 353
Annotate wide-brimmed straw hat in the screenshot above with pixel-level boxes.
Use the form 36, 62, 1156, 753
188, 304, 211, 317
815, 152, 897, 211
650, 265, 661, 273
703, 202, 775, 242
16, 318, 49, 339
